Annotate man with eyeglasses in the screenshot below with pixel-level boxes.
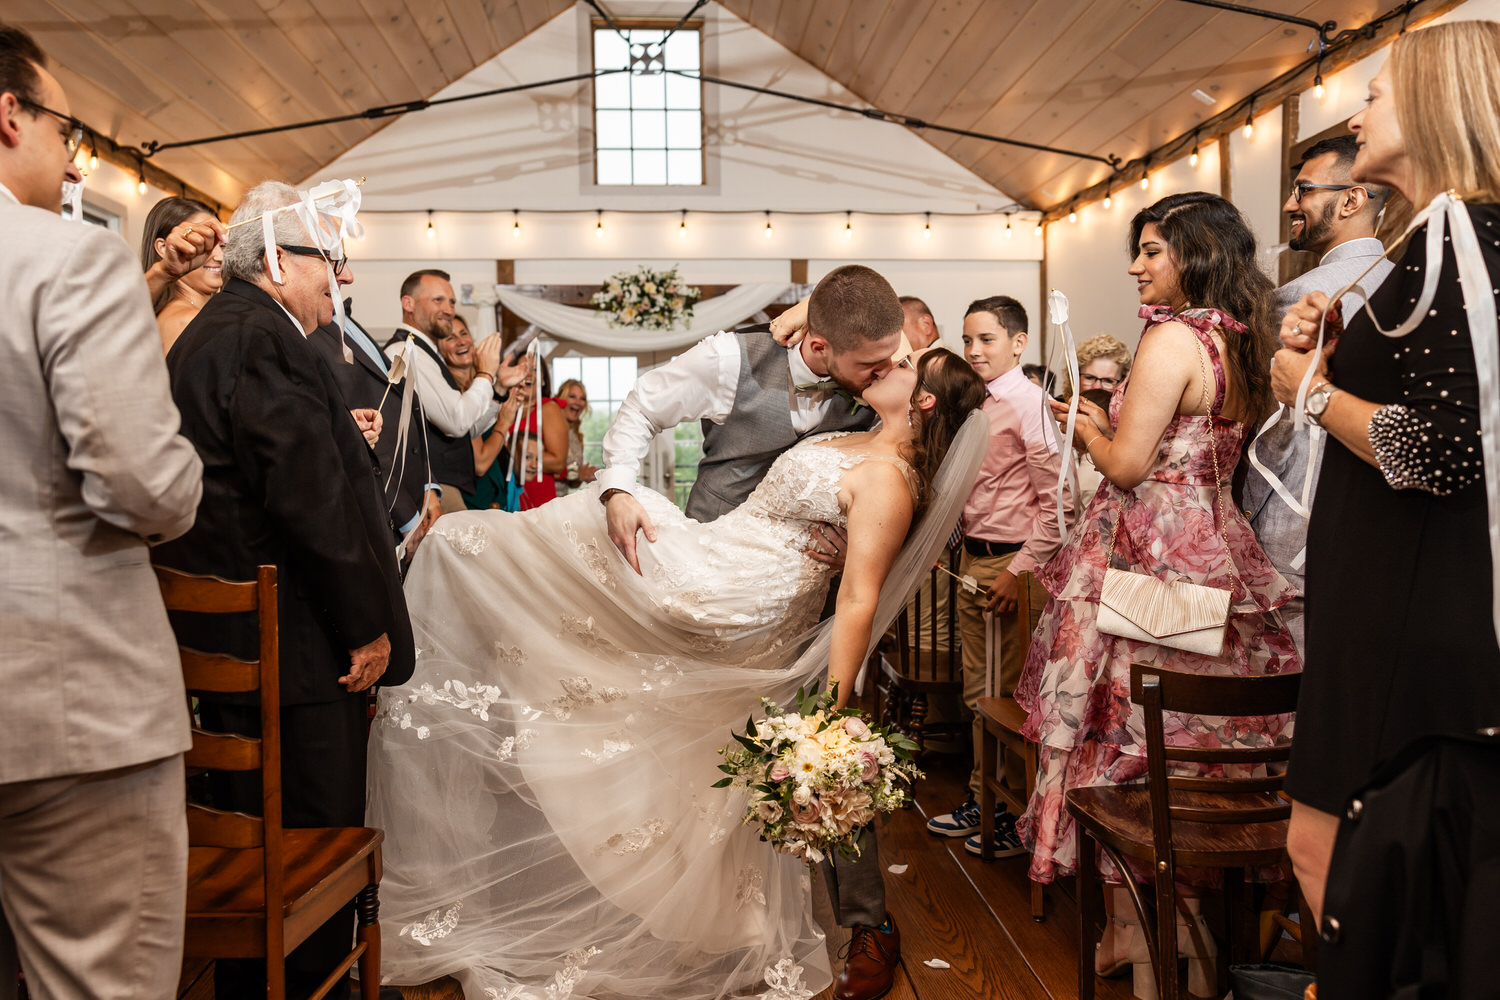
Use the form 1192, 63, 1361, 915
155, 179, 416, 1000
0, 22, 206, 998
1244, 133, 1395, 654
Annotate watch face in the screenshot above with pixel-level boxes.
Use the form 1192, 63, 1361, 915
1307, 389, 1330, 415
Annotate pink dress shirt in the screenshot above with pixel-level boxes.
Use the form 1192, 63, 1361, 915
960, 364, 1074, 578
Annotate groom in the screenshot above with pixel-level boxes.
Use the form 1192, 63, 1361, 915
597, 264, 905, 1000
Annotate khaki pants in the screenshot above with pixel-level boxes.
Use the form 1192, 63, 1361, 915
0, 756, 187, 1000
958, 550, 1044, 801
437, 482, 469, 515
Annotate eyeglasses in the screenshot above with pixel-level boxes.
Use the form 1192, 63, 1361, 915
1289, 181, 1354, 204
19, 99, 84, 156
279, 244, 349, 276
1079, 373, 1122, 388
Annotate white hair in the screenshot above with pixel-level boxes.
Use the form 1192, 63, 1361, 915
222, 181, 315, 283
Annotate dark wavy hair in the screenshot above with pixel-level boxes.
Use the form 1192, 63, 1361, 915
1128, 192, 1276, 419
140, 196, 217, 311
905, 348, 985, 514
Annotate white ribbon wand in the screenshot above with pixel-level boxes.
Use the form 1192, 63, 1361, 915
1045, 290, 1083, 544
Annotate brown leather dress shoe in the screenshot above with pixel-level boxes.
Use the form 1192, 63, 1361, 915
834, 918, 902, 1000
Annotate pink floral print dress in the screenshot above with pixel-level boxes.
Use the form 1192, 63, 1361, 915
1014, 307, 1301, 884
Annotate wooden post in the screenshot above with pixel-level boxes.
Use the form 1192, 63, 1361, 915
1218, 135, 1233, 205
790, 259, 808, 285
1279, 98, 1301, 286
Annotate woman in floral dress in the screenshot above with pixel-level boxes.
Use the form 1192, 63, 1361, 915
1015, 192, 1300, 997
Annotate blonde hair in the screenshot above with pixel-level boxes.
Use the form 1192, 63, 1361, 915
556, 378, 589, 446
1061, 334, 1133, 397
1388, 21, 1500, 204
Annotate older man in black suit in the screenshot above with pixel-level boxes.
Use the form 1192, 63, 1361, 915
155, 179, 415, 1000
311, 309, 440, 562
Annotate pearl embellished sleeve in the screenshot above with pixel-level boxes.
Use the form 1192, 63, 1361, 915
1368, 404, 1481, 494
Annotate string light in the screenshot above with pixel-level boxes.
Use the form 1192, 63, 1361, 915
512, 209, 521, 238
1243, 100, 1255, 140
87, 135, 98, 172
1314, 73, 1325, 100
923, 212, 932, 239
1068, 204, 1078, 224
1103, 188, 1112, 210
843, 211, 853, 240
137, 166, 147, 196
1034, 221, 1043, 237
1005, 214, 1014, 238
1190, 129, 1200, 169
764, 210, 773, 240
426, 210, 435, 240
595, 209, 604, 240
1140, 157, 1150, 191
679, 209, 687, 238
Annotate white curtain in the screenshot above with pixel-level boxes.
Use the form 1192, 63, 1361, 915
494, 283, 796, 351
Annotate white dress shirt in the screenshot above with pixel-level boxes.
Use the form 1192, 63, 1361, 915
597, 331, 839, 497
0, 181, 17, 205
387, 323, 499, 438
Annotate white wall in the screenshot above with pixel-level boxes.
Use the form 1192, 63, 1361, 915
75, 158, 181, 261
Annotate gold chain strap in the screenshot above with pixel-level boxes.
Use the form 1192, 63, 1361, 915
1105, 327, 1242, 594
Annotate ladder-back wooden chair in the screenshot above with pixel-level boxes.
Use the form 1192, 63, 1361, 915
157, 564, 383, 1000
976, 570, 1044, 920
878, 544, 964, 753
1067, 662, 1306, 1000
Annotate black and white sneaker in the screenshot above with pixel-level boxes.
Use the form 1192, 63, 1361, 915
964, 810, 1027, 858
926, 798, 982, 837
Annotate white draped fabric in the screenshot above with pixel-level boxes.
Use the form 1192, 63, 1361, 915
494, 283, 796, 350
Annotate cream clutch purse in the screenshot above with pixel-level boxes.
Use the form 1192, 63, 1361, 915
1095, 341, 1234, 659
1097, 567, 1230, 657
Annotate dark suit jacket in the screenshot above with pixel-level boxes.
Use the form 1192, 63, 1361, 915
309, 318, 429, 539
155, 279, 415, 705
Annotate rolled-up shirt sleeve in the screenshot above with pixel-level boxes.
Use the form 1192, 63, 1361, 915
597, 332, 740, 497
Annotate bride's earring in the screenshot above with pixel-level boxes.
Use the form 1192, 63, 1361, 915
906, 405, 915, 428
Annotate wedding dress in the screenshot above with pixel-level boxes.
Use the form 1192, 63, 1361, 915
367, 415, 986, 999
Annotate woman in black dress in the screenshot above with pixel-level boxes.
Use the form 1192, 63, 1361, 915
1270, 19, 1500, 934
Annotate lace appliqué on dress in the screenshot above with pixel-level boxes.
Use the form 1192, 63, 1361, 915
735, 865, 766, 909
400, 899, 462, 946
581, 732, 635, 765
594, 818, 669, 856
411, 679, 504, 721
431, 523, 488, 556
542, 676, 627, 720
373, 697, 430, 739
758, 958, 815, 1000
496, 730, 537, 762
562, 520, 617, 590
482, 946, 603, 1000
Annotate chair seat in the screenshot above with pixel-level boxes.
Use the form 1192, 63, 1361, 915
1066, 785, 1289, 869
186, 827, 382, 957
977, 695, 1027, 734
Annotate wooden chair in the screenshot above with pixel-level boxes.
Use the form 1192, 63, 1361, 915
157, 565, 384, 1000
975, 570, 1044, 920
1067, 663, 1305, 1000
878, 544, 964, 753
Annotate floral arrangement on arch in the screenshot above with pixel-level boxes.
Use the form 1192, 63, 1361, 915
714, 686, 922, 865
591, 265, 702, 331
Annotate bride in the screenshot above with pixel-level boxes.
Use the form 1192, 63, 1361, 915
367, 348, 987, 999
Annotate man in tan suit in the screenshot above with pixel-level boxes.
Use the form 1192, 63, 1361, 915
0, 24, 205, 998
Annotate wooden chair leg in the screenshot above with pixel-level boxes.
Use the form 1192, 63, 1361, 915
1077, 835, 1099, 1000
910, 693, 929, 754
356, 883, 381, 1000
1154, 875, 1179, 1000
1024, 740, 1043, 921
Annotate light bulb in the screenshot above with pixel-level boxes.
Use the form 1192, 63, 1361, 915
763, 212, 772, 240
137, 177, 147, 195
1103, 192, 1112, 210
426, 212, 435, 240
512, 211, 521, 239
1068, 208, 1077, 224
922, 213, 931, 239
595, 211, 604, 240
679, 210, 687, 238
1141, 173, 1150, 191
1243, 116, 1254, 140
1190, 147, 1199, 168
843, 212, 853, 240
1315, 75, 1325, 100
1005, 218, 1014, 239
1033, 222, 1043, 237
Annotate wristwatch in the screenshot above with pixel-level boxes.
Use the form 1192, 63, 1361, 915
1304, 381, 1338, 426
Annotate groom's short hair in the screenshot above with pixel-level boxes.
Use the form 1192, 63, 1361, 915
807, 265, 904, 350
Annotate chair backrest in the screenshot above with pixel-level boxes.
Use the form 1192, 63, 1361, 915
895, 544, 963, 682
156, 565, 282, 960
1129, 662, 1299, 832
984, 570, 1043, 697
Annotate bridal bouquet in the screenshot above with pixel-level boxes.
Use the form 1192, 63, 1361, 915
714, 687, 922, 864
591, 264, 701, 331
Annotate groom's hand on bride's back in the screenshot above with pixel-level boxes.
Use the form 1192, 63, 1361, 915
603, 490, 658, 575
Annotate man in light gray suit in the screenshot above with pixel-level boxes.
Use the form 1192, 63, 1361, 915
1246, 134, 1394, 652
0, 24, 205, 997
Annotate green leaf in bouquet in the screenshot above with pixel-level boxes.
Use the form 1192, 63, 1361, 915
732, 731, 761, 752
711, 777, 733, 788
718, 763, 737, 774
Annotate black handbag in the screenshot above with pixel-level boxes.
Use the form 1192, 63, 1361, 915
1229, 963, 1315, 1000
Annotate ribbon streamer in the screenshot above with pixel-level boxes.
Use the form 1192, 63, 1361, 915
1045, 290, 1083, 545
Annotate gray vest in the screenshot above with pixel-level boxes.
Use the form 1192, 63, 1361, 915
685, 330, 876, 522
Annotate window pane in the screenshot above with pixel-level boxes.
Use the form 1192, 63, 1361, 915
631, 110, 666, 149
594, 71, 631, 110
552, 358, 581, 386
582, 356, 610, 388
664, 31, 699, 70
633, 149, 667, 185
631, 72, 666, 110
596, 109, 632, 148
610, 356, 638, 389
667, 150, 702, 186
594, 30, 629, 70
597, 149, 632, 185
664, 72, 700, 110
666, 110, 701, 149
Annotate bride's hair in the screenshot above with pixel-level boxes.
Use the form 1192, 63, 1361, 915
906, 349, 986, 513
